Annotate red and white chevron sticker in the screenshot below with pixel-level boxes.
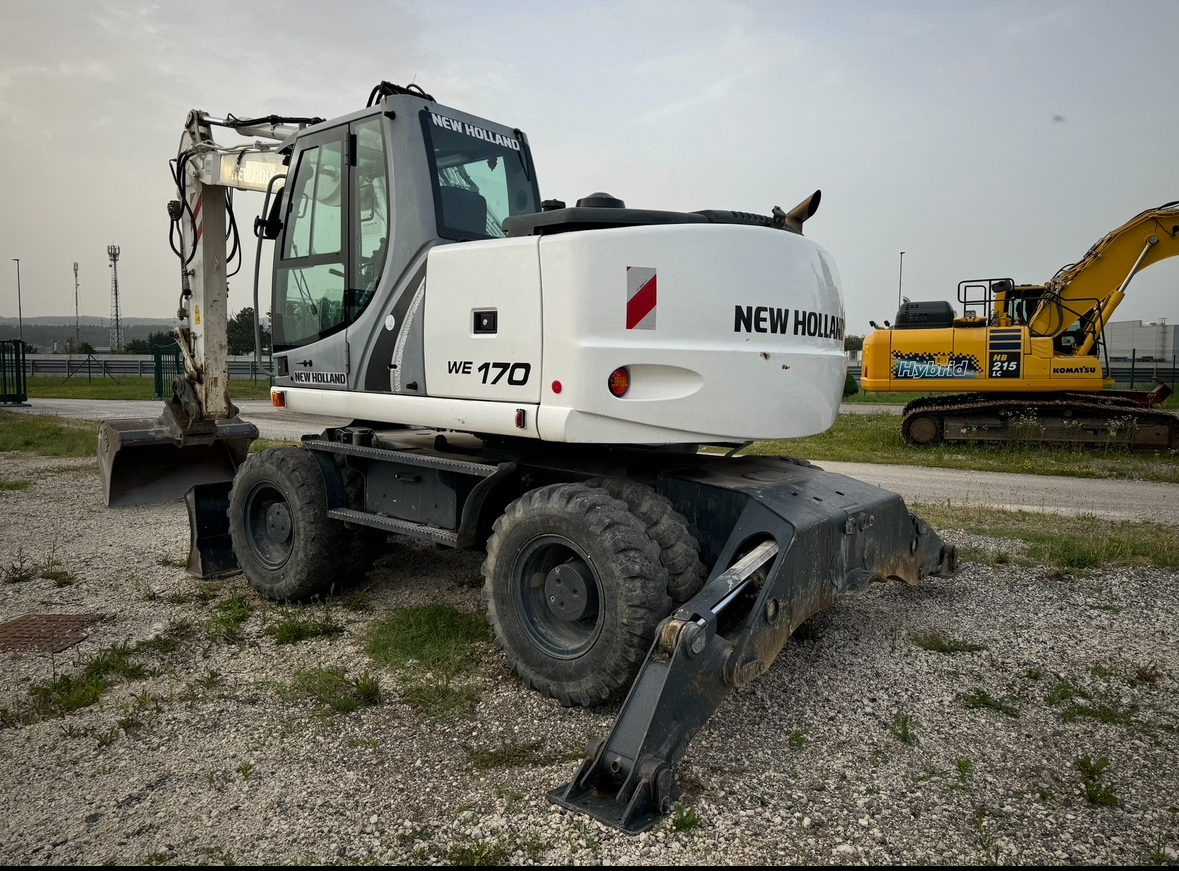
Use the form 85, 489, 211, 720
626, 266, 657, 330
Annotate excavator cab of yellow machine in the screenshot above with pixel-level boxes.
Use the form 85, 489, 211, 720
98, 378, 257, 508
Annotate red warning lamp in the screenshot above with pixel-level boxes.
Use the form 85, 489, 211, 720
608, 367, 630, 398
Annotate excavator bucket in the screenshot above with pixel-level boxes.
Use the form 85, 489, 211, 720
98, 411, 257, 508
551, 456, 956, 833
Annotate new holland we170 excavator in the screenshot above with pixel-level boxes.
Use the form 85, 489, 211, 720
98, 81, 955, 833
861, 202, 1179, 449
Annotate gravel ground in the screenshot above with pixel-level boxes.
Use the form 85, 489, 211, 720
1, 449, 1177, 866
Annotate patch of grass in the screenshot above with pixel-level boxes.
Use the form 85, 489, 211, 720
465, 739, 581, 771
788, 729, 809, 749
910, 503, 1179, 570
1091, 663, 1117, 679
891, 711, 917, 745
266, 608, 343, 645
671, 803, 700, 832
0, 479, 31, 491
1026, 666, 1045, 680
289, 666, 382, 714
400, 674, 481, 721
24, 375, 273, 402
1060, 700, 1137, 727
962, 689, 1020, 718
912, 628, 986, 654
204, 591, 254, 643
750, 411, 1179, 484
0, 410, 97, 456
1145, 837, 1177, 866
1075, 754, 1118, 807
157, 555, 187, 569
433, 837, 512, 867
1046, 679, 1085, 706
238, 762, 254, 780
365, 604, 492, 673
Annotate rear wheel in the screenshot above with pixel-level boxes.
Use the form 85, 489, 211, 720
586, 477, 706, 603
228, 447, 343, 601
482, 483, 671, 706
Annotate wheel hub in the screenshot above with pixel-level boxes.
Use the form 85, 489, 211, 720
266, 503, 292, 542
545, 562, 597, 621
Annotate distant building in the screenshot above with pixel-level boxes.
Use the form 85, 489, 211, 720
1102, 320, 1178, 363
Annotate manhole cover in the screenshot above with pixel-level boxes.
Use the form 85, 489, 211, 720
0, 614, 100, 653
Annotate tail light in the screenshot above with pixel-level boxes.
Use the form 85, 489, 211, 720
608, 367, 629, 398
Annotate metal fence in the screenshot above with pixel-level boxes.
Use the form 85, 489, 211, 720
152, 345, 185, 399
0, 340, 28, 404
20, 354, 273, 383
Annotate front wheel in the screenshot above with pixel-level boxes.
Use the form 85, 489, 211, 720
481, 484, 671, 706
228, 447, 344, 601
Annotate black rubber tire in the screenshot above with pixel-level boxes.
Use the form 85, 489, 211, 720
481, 483, 671, 706
335, 458, 386, 586
586, 477, 706, 603
228, 446, 344, 601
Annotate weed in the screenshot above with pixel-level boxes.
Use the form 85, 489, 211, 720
891, 711, 917, 745
792, 616, 824, 643
142, 850, 172, 865
1144, 837, 1177, 866
912, 628, 986, 654
266, 608, 343, 645
1025, 666, 1045, 680
788, 729, 809, 749
494, 784, 523, 807
204, 591, 254, 644
670, 802, 700, 831
365, 604, 492, 673
116, 714, 144, 734
342, 587, 374, 613
1091, 663, 1117, 678
1075, 754, 1118, 807
289, 666, 382, 714
0, 479, 32, 491
956, 758, 974, 783
1130, 663, 1164, 687
567, 819, 600, 853
962, 689, 1020, 718
3, 547, 37, 583
466, 739, 581, 771
238, 762, 254, 780
195, 669, 224, 691
974, 806, 1002, 865
157, 555, 188, 569
435, 837, 512, 866
95, 727, 121, 747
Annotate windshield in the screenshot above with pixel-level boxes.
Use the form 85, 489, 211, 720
421, 110, 539, 241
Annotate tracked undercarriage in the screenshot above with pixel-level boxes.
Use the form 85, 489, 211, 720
901, 392, 1179, 450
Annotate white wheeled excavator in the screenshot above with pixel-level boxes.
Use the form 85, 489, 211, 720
98, 81, 955, 833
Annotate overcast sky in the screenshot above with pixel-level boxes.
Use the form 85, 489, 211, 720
2, 0, 1177, 336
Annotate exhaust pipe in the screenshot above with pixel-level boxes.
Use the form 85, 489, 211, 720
773, 189, 822, 234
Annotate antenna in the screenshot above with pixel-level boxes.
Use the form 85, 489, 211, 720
73, 262, 80, 354
107, 244, 122, 352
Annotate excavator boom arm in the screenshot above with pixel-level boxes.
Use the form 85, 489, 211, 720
1027, 202, 1179, 339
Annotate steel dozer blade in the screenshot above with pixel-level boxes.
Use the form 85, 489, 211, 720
551, 457, 956, 834
98, 409, 257, 508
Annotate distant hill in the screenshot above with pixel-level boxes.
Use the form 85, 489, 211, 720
0, 316, 178, 352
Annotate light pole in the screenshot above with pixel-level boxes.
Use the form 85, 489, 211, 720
11, 258, 22, 343
896, 251, 906, 309
73, 262, 80, 354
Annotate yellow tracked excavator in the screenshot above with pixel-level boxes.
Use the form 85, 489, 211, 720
861, 202, 1179, 449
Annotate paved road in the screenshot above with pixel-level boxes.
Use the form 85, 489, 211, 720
838, 402, 904, 416
2, 398, 347, 441
7, 397, 1177, 524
